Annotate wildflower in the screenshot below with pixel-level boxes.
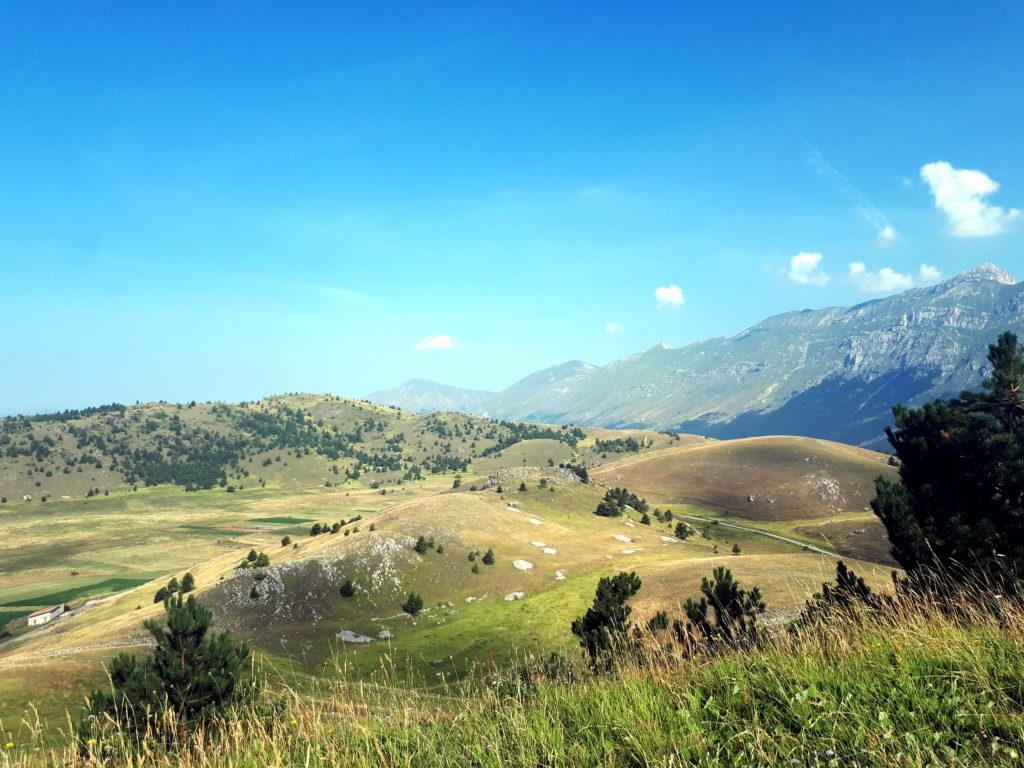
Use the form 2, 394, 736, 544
4, 741, 13, 749
86, 738, 96, 746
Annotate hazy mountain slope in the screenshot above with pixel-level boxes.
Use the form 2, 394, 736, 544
477, 360, 599, 422
368, 378, 496, 414
468, 264, 1024, 447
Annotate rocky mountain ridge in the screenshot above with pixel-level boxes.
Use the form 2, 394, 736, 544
369, 264, 1023, 447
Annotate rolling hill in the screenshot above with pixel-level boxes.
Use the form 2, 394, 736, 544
1, 400, 901, 732
370, 264, 1023, 448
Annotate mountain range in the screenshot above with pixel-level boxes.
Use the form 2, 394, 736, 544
369, 264, 1024, 447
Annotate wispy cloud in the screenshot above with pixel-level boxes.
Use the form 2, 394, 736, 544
276, 279, 376, 305
786, 251, 830, 286
654, 284, 684, 307
804, 139, 901, 246
414, 334, 456, 350
920, 161, 1021, 237
605, 321, 624, 333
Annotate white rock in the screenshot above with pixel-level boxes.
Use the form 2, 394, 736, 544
504, 591, 526, 601
377, 629, 393, 639
528, 518, 543, 525
512, 559, 534, 571
543, 547, 557, 555
531, 541, 546, 547
621, 548, 642, 554
554, 570, 566, 581
660, 536, 678, 543
613, 534, 633, 543
336, 630, 374, 643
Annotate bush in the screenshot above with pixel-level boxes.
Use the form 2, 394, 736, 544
482, 547, 495, 565
402, 592, 424, 615
339, 579, 355, 598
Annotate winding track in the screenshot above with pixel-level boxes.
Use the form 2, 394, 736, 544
678, 514, 839, 558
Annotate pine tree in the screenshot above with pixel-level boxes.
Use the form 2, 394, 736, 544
873, 331, 1024, 579
571, 571, 642, 663
680, 567, 764, 652
482, 547, 495, 565
414, 535, 429, 554
339, 579, 355, 598
640, 511, 651, 525
82, 595, 253, 735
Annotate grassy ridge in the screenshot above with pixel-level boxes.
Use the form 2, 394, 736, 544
5, 590, 1022, 767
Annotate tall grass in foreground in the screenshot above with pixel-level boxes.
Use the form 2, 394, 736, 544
4, 583, 1024, 768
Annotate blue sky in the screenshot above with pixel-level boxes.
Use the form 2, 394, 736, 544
2, 1, 1023, 415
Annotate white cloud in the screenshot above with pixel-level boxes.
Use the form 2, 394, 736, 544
920, 161, 1021, 237
847, 262, 946, 294
654, 284, 683, 307
605, 321, 624, 333
877, 226, 899, 246
848, 262, 914, 293
786, 252, 830, 286
414, 334, 456, 350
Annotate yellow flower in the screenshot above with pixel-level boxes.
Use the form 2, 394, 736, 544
87, 738, 96, 745
4, 741, 13, 749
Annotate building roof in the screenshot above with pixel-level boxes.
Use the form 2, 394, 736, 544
27, 605, 62, 618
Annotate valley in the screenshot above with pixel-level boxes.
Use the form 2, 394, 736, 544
0, 395, 898, 739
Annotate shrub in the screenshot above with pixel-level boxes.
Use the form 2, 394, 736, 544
281, 535, 291, 547
482, 547, 495, 565
414, 536, 429, 554
180, 572, 195, 593
339, 579, 355, 598
402, 592, 423, 615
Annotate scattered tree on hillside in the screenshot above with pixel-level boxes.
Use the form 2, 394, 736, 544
792, 561, 880, 630
731, 543, 742, 556
571, 571, 642, 664
339, 579, 355, 598
675, 522, 693, 540
482, 547, 495, 565
81, 594, 253, 737
414, 535, 430, 554
640, 511, 651, 525
678, 566, 764, 652
402, 592, 424, 615
281, 535, 291, 547
872, 331, 1024, 581
180, 572, 195, 593
594, 487, 649, 517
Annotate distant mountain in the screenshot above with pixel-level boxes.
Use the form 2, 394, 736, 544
371, 264, 1024, 447
367, 378, 496, 414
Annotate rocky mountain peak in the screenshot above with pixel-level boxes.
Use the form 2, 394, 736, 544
947, 263, 1016, 286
